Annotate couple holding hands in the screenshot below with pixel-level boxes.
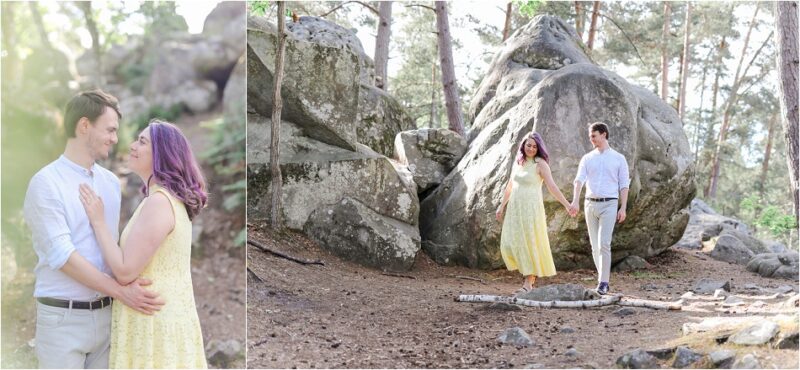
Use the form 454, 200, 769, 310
496, 122, 631, 296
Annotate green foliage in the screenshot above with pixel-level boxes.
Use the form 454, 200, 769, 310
233, 228, 247, 247
755, 206, 798, 239
200, 114, 246, 247
132, 104, 184, 132
139, 1, 188, 37
116, 58, 154, 94
391, 5, 445, 128
249, 1, 270, 17
515, 0, 543, 18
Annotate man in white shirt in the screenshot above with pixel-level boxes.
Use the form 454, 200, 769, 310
569, 122, 631, 295
23, 90, 164, 368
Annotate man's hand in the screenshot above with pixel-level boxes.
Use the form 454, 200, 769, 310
617, 209, 627, 223
569, 201, 579, 217
116, 278, 165, 315
495, 207, 504, 223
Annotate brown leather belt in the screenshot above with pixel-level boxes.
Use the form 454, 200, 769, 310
37, 296, 113, 310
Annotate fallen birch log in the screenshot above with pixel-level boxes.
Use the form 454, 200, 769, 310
619, 297, 683, 310
457, 294, 621, 308
457, 294, 682, 310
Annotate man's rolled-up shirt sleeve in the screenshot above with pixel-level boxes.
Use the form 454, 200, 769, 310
619, 157, 631, 190
23, 176, 76, 270
575, 156, 587, 184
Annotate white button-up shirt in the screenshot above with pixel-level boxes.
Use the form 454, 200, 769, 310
23, 155, 121, 300
574, 147, 631, 199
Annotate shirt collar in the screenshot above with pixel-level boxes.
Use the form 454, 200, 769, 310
595, 146, 614, 155
57, 155, 96, 177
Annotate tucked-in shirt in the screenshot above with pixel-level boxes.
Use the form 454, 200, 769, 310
23, 155, 121, 301
574, 147, 631, 199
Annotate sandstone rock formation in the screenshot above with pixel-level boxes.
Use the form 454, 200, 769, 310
420, 15, 695, 270
246, 16, 418, 270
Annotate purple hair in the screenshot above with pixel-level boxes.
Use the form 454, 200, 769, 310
515, 132, 550, 165
143, 120, 208, 220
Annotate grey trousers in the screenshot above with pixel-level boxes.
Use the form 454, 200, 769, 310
35, 301, 111, 369
585, 199, 618, 284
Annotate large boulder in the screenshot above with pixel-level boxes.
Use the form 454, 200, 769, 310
247, 16, 360, 151
420, 16, 694, 270
223, 56, 246, 126
200, 2, 246, 88
203, 1, 246, 52
145, 40, 198, 99
708, 234, 756, 265
395, 128, 468, 193
246, 122, 418, 230
106, 41, 142, 76
676, 199, 740, 249
357, 85, 415, 157
190, 39, 242, 80
173, 79, 218, 113
287, 16, 375, 85
245, 15, 456, 270
746, 252, 799, 280
304, 197, 420, 271
248, 16, 411, 157
467, 15, 592, 139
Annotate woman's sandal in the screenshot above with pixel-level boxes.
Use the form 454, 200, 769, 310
513, 286, 530, 297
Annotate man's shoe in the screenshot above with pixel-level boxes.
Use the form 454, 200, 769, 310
597, 282, 609, 295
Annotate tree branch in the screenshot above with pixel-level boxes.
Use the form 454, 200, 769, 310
320, 1, 379, 17
457, 294, 623, 308
247, 267, 264, 282
248, 239, 325, 266
597, 11, 647, 68
727, 30, 775, 109
405, 3, 436, 12
457, 294, 683, 310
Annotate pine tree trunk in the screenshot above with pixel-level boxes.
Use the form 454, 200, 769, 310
587, 1, 600, 51
760, 113, 777, 198
575, 1, 584, 40
707, 3, 761, 198
502, 2, 512, 41
692, 48, 714, 168
660, 1, 672, 101
678, 2, 692, 120
702, 36, 727, 184
270, 1, 288, 228
430, 60, 438, 129
775, 0, 799, 218
75, 1, 104, 87
28, 2, 54, 51
1, 3, 19, 86
374, 1, 392, 90
435, 1, 466, 136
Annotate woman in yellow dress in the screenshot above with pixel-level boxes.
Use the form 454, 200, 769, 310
79, 120, 208, 368
496, 132, 572, 295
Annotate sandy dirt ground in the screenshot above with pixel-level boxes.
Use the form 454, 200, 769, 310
247, 224, 799, 369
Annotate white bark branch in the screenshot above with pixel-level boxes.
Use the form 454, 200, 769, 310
457, 294, 683, 310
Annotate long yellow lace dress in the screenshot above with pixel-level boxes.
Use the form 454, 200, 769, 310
500, 158, 557, 277
110, 185, 207, 368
